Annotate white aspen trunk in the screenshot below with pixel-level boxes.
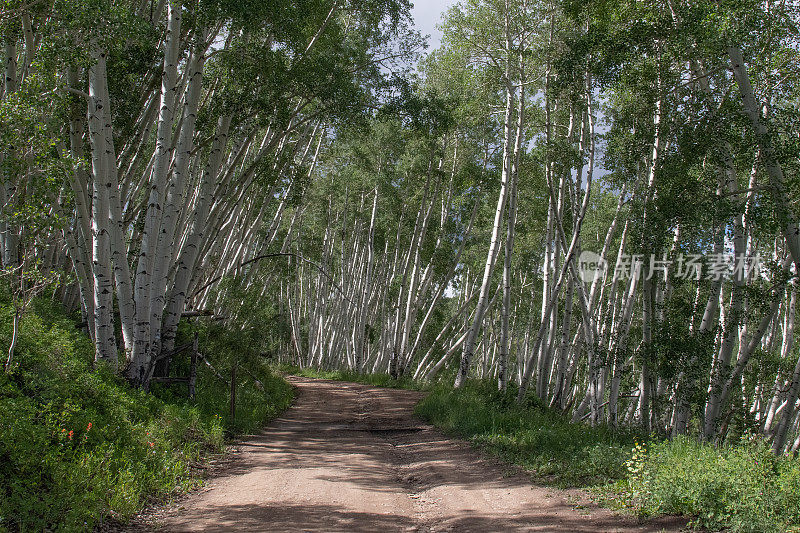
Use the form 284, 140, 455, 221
18, 13, 34, 86
638, 87, 664, 433
389, 171, 432, 377
65, 68, 96, 333
550, 278, 574, 408
147, 34, 206, 374
414, 287, 480, 380
407, 194, 479, 371
87, 48, 118, 366
1, 41, 19, 268
130, 0, 182, 382
426, 286, 500, 381
356, 187, 379, 372
88, 50, 137, 359
729, 46, 800, 268
397, 171, 439, 375
672, 219, 725, 436
454, 76, 516, 388
765, 288, 796, 434
162, 116, 231, 354
517, 164, 593, 402
703, 143, 750, 439
717, 272, 788, 420
609, 264, 640, 426
499, 78, 524, 392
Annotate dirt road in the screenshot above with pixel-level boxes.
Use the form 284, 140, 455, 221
146, 377, 684, 532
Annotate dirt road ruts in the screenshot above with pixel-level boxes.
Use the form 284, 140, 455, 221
138, 377, 686, 532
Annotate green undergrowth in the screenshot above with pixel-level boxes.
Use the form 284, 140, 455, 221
0, 296, 292, 532
415, 380, 639, 487
277, 364, 425, 390
605, 436, 800, 533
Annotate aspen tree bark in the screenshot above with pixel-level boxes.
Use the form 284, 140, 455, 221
713, 263, 789, 437
703, 136, 752, 438
499, 78, 524, 392
772, 342, 800, 453
162, 116, 231, 354
728, 46, 800, 268
87, 48, 118, 366
427, 286, 500, 381
673, 208, 724, 435
355, 187, 378, 372
2, 41, 19, 268
407, 190, 479, 374
454, 73, 515, 388
131, 0, 182, 381
88, 49, 137, 358
517, 147, 593, 402
148, 34, 207, 369
414, 288, 479, 380
65, 68, 96, 334
550, 278, 574, 408
608, 248, 639, 426
396, 169, 439, 375
764, 289, 796, 434
637, 85, 665, 433
389, 167, 433, 377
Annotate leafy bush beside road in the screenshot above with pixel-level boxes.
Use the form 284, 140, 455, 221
0, 296, 292, 531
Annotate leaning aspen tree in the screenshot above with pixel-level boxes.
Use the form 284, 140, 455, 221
637, 76, 665, 432
94, 52, 136, 359
517, 95, 594, 404
454, 19, 516, 387
713, 262, 790, 437
355, 187, 378, 372
65, 68, 96, 335
147, 33, 207, 375
131, 0, 182, 382
390, 166, 433, 378
407, 183, 479, 374
517, 178, 588, 401
499, 70, 524, 392
398, 163, 442, 375
161, 116, 232, 355
773, 286, 800, 453
728, 46, 800, 269
764, 289, 796, 435
549, 276, 573, 408
703, 164, 748, 439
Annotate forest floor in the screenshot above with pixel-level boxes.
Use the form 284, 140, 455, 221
121, 377, 688, 532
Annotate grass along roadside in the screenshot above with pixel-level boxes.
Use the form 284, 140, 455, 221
0, 295, 293, 531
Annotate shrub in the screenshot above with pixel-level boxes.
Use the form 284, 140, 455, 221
0, 296, 291, 531
622, 436, 800, 532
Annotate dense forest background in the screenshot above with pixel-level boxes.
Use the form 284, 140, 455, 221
2, 0, 800, 529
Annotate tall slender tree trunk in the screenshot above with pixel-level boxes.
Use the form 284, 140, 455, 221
454, 75, 515, 388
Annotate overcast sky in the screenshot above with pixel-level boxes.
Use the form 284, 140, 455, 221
410, 1, 457, 50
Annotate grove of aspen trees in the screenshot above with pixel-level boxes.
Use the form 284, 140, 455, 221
3, 0, 800, 454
